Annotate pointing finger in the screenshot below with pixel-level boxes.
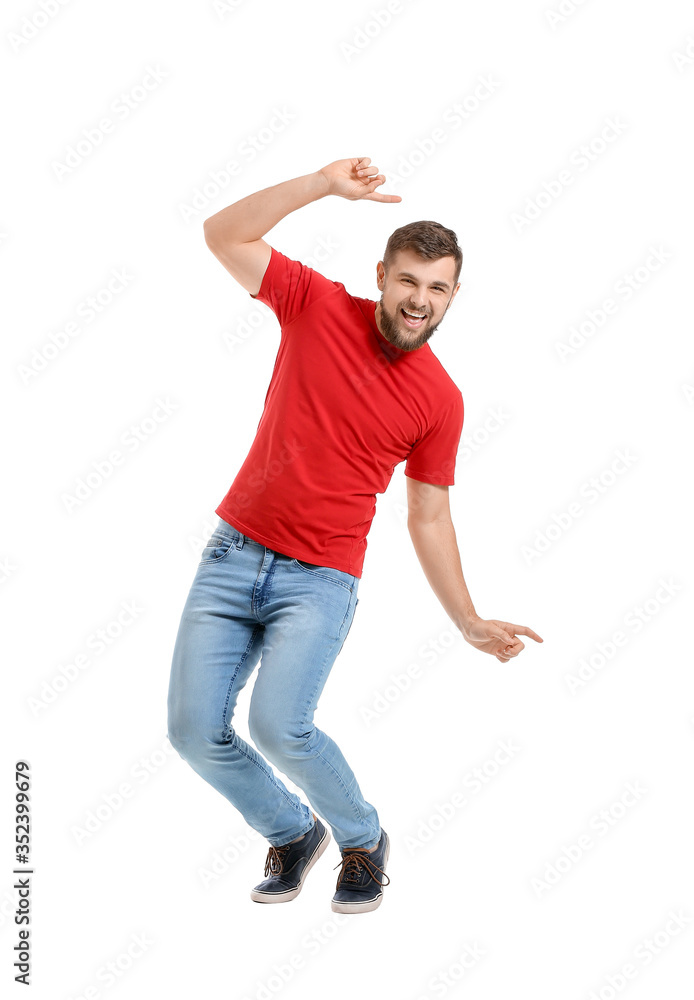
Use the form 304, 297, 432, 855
364, 191, 403, 203
362, 176, 401, 202
507, 624, 543, 643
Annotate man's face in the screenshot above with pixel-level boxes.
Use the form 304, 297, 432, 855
374, 249, 460, 352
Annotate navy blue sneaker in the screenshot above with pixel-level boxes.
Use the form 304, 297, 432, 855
251, 814, 330, 903
331, 829, 390, 913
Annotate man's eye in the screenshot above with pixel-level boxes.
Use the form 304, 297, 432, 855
402, 278, 444, 291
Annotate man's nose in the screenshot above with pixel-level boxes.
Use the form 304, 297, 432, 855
408, 292, 428, 311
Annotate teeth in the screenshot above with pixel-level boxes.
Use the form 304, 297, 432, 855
403, 310, 425, 319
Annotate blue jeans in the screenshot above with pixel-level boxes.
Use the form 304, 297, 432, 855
167, 517, 381, 851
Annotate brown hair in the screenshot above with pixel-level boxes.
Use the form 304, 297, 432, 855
382, 220, 463, 286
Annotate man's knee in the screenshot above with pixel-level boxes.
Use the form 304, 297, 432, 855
168, 714, 228, 758
249, 711, 308, 763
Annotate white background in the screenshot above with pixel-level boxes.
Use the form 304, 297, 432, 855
2, 0, 694, 997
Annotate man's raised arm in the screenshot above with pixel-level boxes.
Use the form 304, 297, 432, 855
202, 157, 401, 295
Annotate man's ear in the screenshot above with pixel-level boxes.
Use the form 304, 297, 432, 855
376, 260, 385, 292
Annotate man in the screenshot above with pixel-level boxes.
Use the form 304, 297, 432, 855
167, 156, 542, 915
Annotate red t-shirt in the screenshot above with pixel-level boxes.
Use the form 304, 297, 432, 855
216, 247, 464, 577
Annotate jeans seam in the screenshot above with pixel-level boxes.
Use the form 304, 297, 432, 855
222, 623, 262, 735
227, 731, 308, 814
306, 732, 367, 825
302, 634, 366, 827
337, 586, 358, 641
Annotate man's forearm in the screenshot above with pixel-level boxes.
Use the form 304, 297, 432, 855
408, 518, 479, 634
203, 170, 330, 245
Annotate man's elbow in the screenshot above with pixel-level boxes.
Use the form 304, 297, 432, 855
203, 218, 220, 248
407, 510, 454, 530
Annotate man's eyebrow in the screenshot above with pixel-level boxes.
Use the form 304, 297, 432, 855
397, 270, 452, 291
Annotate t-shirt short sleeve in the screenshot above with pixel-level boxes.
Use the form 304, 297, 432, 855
251, 246, 339, 328
404, 392, 464, 486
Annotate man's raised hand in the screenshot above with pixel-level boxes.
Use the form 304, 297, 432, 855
319, 157, 402, 203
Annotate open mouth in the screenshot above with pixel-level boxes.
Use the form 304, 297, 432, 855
400, 308, 427, 329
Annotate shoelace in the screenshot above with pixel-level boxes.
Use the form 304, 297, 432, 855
333, 849, 391, 890
264, 843, 291, 877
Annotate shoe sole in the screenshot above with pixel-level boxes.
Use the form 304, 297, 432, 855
250, 826, 331, 904
330, 832, 390, 914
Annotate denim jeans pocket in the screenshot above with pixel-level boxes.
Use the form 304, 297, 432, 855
290, 558, 355, 592
199, 532, 236, 564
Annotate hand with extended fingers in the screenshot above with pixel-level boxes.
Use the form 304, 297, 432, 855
319, 157, 402, 203
462, 618, 544, 662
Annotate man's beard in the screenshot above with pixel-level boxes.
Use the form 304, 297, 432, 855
377, 297, 442, 352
